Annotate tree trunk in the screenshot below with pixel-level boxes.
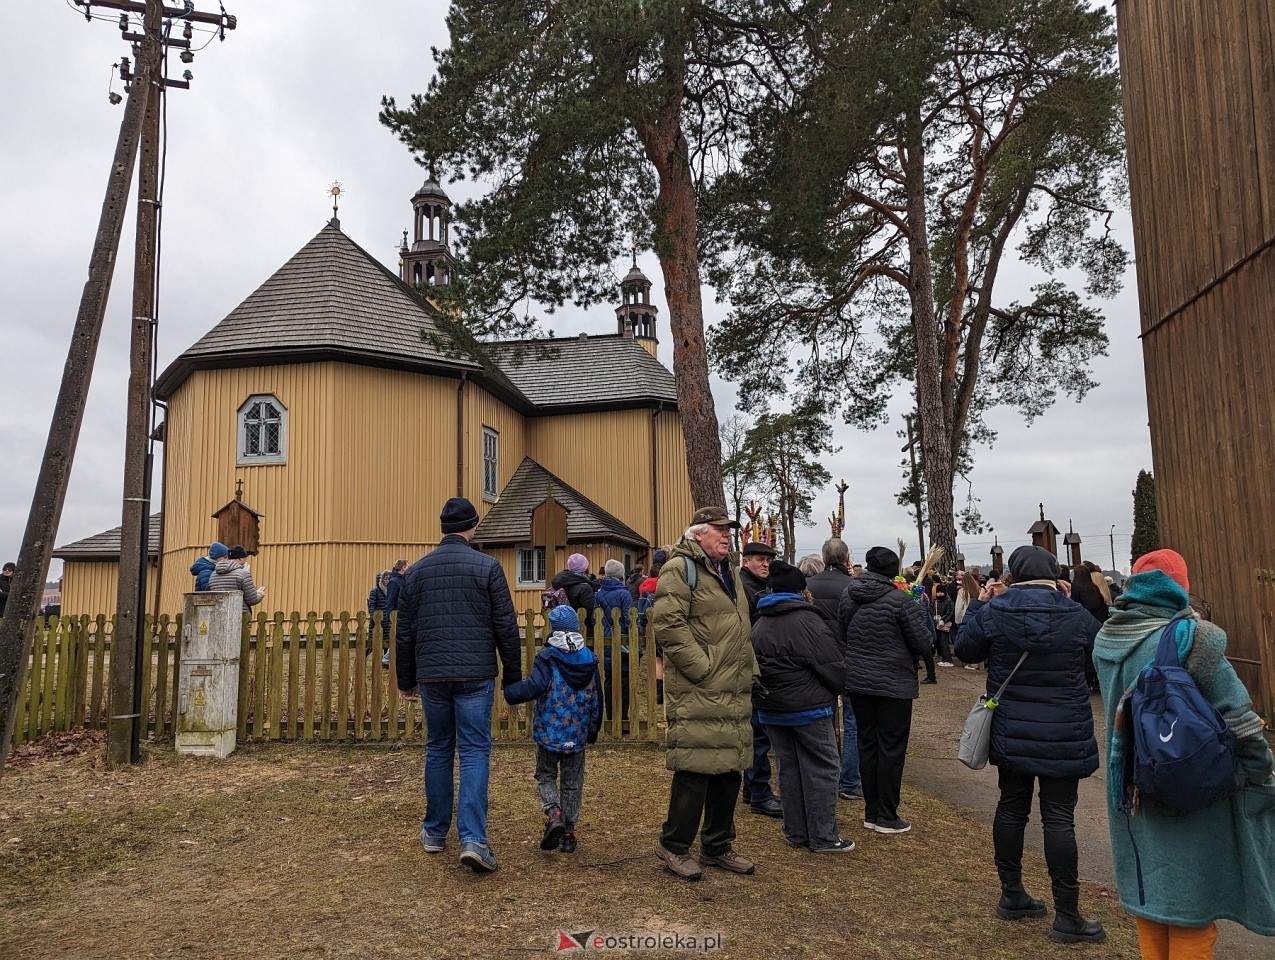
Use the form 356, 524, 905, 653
638, 109, 723, 511
901, 113, 957, 569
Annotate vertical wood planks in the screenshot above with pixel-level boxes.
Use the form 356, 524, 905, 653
287, 612, 302, 739
303, 613, 318, 740
336, 611, 351, 740
236, 614, 252, 741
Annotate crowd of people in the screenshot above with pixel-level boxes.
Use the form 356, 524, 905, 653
192, 496, 1274, 958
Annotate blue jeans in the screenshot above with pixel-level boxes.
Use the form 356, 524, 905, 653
742, 711, 777, 804
421, 679, 495, 845
839, 696, 861, 791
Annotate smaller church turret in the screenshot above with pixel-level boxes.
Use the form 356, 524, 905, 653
615, 251, 659, 359
400, 179, 455, 288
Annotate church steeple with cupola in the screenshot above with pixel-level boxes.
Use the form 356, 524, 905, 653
399, 178, 455, 288
615, 251, 659, 359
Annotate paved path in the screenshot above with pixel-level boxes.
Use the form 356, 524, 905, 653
905, 663, 1269, 959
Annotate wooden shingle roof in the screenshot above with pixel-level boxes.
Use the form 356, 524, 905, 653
54, 514, 163, 560
487, 336, 677, 410
474, 457, 647, 547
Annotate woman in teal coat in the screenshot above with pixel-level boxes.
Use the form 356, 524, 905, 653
1093, 549, 1275, 959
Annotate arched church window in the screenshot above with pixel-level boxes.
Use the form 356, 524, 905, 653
237, 394, 287, 465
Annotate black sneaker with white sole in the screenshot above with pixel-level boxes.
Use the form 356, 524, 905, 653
811, 837, 855, 853
874, 818, 912, 834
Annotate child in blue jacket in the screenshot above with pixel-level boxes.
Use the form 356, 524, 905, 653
504, 605, 602, 853
189, 542, 228, 591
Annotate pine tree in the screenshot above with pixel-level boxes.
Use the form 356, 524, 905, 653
1131, 469, 1159, 564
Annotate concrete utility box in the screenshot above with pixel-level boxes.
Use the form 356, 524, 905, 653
176, 591, 241, 759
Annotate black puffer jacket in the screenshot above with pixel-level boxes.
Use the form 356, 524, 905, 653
751, 597, 845, 713
954, 585, 1101, 779
552, 570, 597, 628
740, 567, 769, 623
838, 572, 932, 699
806, 565, 853, 621
395, 535, 523, 690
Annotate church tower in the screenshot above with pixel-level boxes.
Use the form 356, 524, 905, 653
615, 252, 659, 359
399, 179, 455, 288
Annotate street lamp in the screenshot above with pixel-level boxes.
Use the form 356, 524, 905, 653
1110, 524, 1116, 572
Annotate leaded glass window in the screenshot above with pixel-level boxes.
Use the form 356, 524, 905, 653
237, 395, 286, 464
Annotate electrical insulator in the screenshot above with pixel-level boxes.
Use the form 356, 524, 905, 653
180, 49, 194, 64
119, 57, 130, 80
118, 13, 128, 31
182, 21, 193, 40
182, 69, 193, 82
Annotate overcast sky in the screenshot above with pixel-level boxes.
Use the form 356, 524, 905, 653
1, 1, 1150, 580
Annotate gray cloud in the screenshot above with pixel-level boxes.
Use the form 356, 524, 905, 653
1, 2, 1150, 578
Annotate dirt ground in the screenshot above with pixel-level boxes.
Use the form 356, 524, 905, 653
0, 732, 1140, 960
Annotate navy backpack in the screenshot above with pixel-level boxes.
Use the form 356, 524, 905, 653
1124, 618, 1242, 814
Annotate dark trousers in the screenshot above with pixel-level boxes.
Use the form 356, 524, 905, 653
993, 769, 1081, 906
535, 745, 587, 828
660, 770, 741, 857
742, 711, 777, 803
765, 716, 841, 849
848, 694, 913, 824
935, 628, 952, 662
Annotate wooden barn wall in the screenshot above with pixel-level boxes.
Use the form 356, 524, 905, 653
654, 412, 695, 550
527, 409, 653, 541
61, 560, 157, 618
1120, 0, 1275, 713
1118, 0, 1275, 328
158, 362, 461, 616
465, 385, 528, 514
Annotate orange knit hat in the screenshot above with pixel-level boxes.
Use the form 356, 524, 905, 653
1132, 548, 1189, 592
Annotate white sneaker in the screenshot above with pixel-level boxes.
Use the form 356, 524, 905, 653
938, 661, 954, 667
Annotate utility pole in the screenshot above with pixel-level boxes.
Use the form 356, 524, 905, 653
0, 0, 235, 776
1109, 524, 1117, 574
902, 414, 927, 561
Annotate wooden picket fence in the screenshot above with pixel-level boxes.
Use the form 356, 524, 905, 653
9, 608, 661, 749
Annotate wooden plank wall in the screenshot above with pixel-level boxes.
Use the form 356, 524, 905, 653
1118, 0, 1275, 715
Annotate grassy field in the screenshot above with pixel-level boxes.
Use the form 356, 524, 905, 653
0, 733, 1139, 959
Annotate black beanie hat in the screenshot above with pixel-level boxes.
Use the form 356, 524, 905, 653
440, 497, 480, 534
768, 559, 806, 595
865, 546, 901, 578
1007, 545, 1059, 581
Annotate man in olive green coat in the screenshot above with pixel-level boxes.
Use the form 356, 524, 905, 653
653, 506, 759, 881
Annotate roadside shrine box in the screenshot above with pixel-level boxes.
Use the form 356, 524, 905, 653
530, 496, 569, 573
212, 496, 263, 554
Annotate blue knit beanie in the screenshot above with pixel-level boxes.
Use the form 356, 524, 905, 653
548, 605, 580, 633
208, 542, 229, 559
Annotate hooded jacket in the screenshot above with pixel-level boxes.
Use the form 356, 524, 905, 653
955, 584, 1101, 779
595, 576, 633, 640
1093, 570, 1275, 932
189, 556, 217, 592
751, 595, 844, 714
652, 537, 757, 773
207, 558, 265, 612
552, 569, 597, 628
504, 632, 603, 753
838, 572, 932, 700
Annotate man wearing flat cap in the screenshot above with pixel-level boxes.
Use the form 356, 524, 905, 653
396, 496, 524, 875
652, 506, 759, 881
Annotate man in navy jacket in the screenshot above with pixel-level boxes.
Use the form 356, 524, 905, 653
396, 497, 523, 874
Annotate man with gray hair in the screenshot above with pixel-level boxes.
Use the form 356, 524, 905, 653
653, 506, 759, 881
806, 538, 861, 801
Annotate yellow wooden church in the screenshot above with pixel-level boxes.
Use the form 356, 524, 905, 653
54, 179, 694, 617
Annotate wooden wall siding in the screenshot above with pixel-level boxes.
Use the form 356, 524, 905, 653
485, 543, 645, 614
528, 409, 653, 538
1118, 0, 1275, 330
9, 611, 663, 748
61, 561, 158, 619
1140, 247, 1275, 705
655, 411, 696, 547
1120, 1, 1275, 716
466, 384, 528, 512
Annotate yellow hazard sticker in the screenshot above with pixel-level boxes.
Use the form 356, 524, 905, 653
194, 691, 206, 707
198, 620, 209, 634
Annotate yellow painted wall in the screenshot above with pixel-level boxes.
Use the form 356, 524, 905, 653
60, 560, 158, 618
485, 542, 641, 617
654, 411, 695, 550
465, 384, 528, 515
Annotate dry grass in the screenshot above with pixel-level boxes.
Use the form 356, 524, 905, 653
0, 735, 1139, 959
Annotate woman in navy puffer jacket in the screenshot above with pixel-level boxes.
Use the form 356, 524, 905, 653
956, 545, 1104, 945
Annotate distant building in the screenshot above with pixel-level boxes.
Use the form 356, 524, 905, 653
54, 180, 693, 617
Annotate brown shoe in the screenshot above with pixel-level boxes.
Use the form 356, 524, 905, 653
655, 841, 703, 881
698, 847, 756, 875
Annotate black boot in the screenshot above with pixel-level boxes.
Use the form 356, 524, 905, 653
1050, 887, 1105, 943
996, 882, 1047, 921
656, 679, 664, 705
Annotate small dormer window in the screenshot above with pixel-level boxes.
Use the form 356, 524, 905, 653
238, 394, 286, 465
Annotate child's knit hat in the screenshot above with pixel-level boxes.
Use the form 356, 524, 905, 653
548, 605, 580, 633
208, 542, 229, 559
603, 559, 625, 579
567, 553, 589, 574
